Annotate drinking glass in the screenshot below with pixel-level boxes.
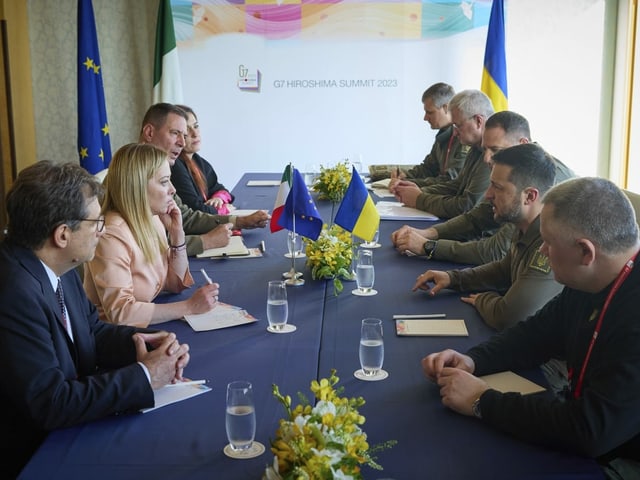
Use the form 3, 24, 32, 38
356, 249, 375, 293
362, 229, 380, 248
359, 318, 384, 377
286, 231, 301, 258
267, 280, 288, 331
225, 381, 256, 451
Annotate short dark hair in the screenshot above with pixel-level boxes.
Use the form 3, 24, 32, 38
485, 111, 531, 141
543, 177, 639, 255
139, 103, 188, 134
422, 83, 455, 107
5, 161, 102, 250
492, 143, 556, 195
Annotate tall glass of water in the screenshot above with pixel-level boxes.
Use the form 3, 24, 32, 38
356, 249, 375, 293
359, 318, 384, 377
287, 231, 300, 258
225, 381, 256, 451
267, 280, 288, 331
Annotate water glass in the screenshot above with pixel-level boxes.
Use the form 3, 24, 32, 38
287, 231, 301, 258
362, 229, 380, 248
359, 318, 384, 377
267, 280, 288, 331
225, 381, 256, 451
356, 249, 375, 293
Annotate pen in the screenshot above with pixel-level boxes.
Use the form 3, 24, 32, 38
393, 314, 446, 319
166, 379, 207, 388
200, 268, 213, 285
260, 240, 266, 253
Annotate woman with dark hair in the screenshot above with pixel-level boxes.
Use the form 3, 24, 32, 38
171, 105, 234, 215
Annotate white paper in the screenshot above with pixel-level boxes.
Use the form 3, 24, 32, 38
395, 319, 468, 336
141, 382, 211, 413
376, 201, 439, 221
184, 302, 258, 332
246, 180, 281, 187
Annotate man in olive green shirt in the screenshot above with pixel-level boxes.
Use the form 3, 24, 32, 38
392, 90, 494, 218
384, 83, 469, 189
392, 111, 575, 265
139, 103, 270, 256
412, 143, 562, 330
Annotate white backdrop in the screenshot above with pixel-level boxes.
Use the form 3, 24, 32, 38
177, 0, 605, 189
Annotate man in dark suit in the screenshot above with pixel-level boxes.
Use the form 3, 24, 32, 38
0, 161, 191, 478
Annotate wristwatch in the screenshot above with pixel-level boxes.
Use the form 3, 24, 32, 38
423, 240, 437, 259
471, 397, 482, 419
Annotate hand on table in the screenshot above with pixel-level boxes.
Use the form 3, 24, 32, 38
201, 223, 232, 250
394, 227, 429, 256
412, 270, 450, 295
421, 349, 475, 382
134, 332, 191, 388
236, 210, 270, 229
188, 282, 220, 314
393, 181, 422, 208
461, 293, 480, 307
437, 368, 488, 417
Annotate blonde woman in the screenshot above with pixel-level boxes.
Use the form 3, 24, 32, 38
84, 143, 219, 327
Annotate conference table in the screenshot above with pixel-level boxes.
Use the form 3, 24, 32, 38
20, 174, 604, 479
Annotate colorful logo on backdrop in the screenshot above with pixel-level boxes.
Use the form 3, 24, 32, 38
170, 1, 492, 42
237, 64, 261, 92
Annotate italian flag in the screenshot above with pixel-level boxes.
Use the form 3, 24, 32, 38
270, 165, 292, 233
153, 0, 183, 103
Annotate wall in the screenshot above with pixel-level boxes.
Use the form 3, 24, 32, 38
28, 0, 157, 166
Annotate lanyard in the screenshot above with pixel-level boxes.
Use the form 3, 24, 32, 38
441, 130, 457, 175
571, 250, 639, 399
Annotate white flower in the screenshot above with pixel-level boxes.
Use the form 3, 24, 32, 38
312, 400, 337, 416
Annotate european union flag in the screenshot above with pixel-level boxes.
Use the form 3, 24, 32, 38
277, 168, 323, 241
481, 0, 508, 112
78, 0, 111, 174
334, 166, 380, 242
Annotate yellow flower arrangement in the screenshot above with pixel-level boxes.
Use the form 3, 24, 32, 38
264, 369, 396, 480
312, 161, 352, 203
304, 224, 353, 295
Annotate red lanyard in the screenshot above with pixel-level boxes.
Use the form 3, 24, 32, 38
441, 130, 456, 175
571, 251, 639, 399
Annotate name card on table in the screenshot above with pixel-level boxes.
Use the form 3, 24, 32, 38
395, 319, 468, 336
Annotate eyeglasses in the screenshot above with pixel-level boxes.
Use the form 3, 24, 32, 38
75, 216, 106, 232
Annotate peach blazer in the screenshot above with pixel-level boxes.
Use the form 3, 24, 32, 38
84, 212, 194, 327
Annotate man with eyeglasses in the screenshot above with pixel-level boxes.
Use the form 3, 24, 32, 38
0, 161, 191, 477
139, 103, 270, 256
392, 89, 494, 218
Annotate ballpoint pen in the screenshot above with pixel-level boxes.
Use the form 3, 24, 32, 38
201, 268, 213, 285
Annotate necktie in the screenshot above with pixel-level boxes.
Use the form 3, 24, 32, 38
55, 280, 69, 331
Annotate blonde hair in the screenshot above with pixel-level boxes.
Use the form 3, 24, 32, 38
103, 143, 169, 263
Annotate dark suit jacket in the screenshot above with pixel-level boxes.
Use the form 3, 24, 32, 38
171, 152, 233, 215
0, 241, 154, 478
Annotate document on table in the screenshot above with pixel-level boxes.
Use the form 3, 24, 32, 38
246, 180, 281, 186
141, 382, 212, 413
229, 209, 267, 217
184, 302, 258, 332
479, 371, 546, 395
376, 201, 439, 221
395, 319, 468, 336
197, 236, 250, 258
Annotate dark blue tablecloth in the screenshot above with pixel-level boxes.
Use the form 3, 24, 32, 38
19, 173, 603, 480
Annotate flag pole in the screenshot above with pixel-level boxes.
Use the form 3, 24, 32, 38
283, 163, 304, 286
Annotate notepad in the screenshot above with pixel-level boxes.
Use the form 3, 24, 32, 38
197, 236, 250, 258
395, 319, 468, 336
376, 201, 439, 221
246, 180, 281, 186
141, 382, 212, 413
184, 302, 258, 331
479, 371, 546, 395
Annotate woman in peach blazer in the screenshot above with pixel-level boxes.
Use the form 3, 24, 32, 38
84, 143, 219, 327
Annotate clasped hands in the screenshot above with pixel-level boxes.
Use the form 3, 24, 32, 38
134, 331, 191, 390
422, 349, 488, 416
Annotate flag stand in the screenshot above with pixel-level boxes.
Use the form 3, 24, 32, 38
283, 171, 304, 286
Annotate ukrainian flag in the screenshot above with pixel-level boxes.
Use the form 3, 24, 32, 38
481, 0, 508, 112
334, 167, 380, 242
